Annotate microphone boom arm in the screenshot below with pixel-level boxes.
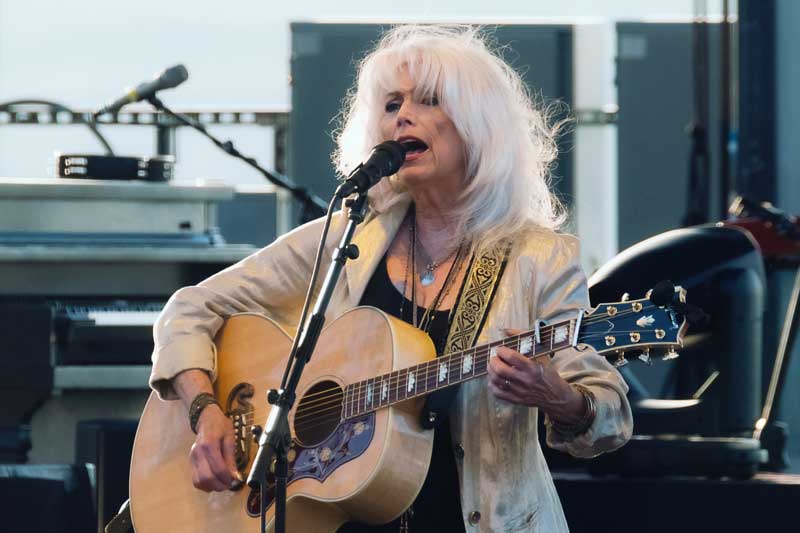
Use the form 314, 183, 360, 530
147, 96, 327, 222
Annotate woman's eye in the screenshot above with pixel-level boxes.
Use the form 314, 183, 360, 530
385, 101, 401, 112
421, 95, 439, 106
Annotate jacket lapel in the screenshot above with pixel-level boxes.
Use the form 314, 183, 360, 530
344, 197, 411, 307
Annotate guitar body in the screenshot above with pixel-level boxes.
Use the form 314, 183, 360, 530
130, 307, 436, 533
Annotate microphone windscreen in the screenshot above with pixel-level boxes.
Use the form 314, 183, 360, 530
159, 64, 189, 89
373, 140, 407, 175
649, 280, 676, 307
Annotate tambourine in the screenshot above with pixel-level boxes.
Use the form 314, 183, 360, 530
56, 153, 175, 182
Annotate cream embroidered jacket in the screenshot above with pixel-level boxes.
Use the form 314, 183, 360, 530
150, 196, 633, 532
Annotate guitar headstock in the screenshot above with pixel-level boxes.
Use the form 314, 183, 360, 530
577, 288, 688, 367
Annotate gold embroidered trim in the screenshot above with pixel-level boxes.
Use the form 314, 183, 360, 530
443, 242, 510, 355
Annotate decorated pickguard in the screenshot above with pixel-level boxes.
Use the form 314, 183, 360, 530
246, 413, 375, 517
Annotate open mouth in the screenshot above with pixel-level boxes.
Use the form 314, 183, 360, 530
399, 138, 429, 156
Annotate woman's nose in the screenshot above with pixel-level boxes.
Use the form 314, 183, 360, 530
396, 101, 415, 126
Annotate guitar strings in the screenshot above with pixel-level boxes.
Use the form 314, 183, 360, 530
241, 329, 530, 423
243, 302, 669, 418
242, 328, 662, 428
262, 302, 660, 411
249, 330, 650, 435
275, 302, 663, 408
239, 303, 668, 424
229, 304, 677, 438
237, 304, 671, 427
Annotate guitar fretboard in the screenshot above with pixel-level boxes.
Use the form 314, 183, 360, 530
341, 318, 577, 419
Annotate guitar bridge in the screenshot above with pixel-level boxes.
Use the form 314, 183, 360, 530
225, 382, 255, 471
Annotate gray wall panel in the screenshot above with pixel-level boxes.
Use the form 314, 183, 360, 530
616, 23, 722, 250
772, 0, 800, 469
777, 0, 800, 212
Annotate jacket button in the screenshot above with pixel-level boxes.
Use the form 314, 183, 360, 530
468, 511, 481, 525
454, 443, 465, 459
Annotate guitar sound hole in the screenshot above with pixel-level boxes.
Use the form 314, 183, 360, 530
294, 380, 343, 447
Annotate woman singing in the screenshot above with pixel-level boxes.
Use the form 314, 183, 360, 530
149, 25, 632, 532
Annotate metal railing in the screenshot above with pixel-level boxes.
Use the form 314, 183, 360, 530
0, 103, 290, 173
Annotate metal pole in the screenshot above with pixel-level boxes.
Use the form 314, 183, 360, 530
720, 0, 732, 219
156, 123, 177, 157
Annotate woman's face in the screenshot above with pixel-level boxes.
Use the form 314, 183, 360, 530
378, 66, 466, 194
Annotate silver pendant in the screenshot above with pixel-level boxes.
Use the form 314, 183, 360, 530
420, 269, 435, 287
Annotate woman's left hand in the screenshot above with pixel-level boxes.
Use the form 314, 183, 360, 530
487, 329, 585, 420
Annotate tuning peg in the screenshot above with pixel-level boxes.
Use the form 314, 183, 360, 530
638, 348, 652, 365
613, 352, 628, 367
662, 348, 680, 361
620, 292, 630, 302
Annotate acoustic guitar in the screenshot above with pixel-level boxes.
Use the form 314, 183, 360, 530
130, 294, 686, 532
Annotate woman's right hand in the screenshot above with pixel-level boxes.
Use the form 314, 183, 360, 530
190, 403, 244, 492
172, 368, 244, 492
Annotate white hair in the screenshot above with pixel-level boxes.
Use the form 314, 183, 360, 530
333, 25, 567, 251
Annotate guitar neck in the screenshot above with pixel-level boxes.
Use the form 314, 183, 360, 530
342, 317, 579, 419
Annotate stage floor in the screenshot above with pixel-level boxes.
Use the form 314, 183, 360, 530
554, 470, 800, 532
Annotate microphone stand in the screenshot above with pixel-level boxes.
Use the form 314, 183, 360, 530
246, 190, 368, 533
146, 96, 327, 223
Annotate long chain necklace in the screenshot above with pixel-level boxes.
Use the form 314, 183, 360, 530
398, 208, 466, 533
418, 247, 463, 334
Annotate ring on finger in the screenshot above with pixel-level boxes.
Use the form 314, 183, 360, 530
502, 378, 511, 390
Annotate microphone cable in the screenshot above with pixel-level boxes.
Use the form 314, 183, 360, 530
0, 99, 115, 155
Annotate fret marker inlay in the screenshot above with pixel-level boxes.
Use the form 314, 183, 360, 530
366, 384, 373, 405
381, 380, 388, 401
407, 371, 416, 393
438, 363, 448, 382
462, 354, 473, 374
489, 346, 498, 358
554, 326, 568, 344
519, 336, 533, 355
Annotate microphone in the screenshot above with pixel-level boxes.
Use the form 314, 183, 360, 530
94, 64, 189, 116
335, 141, 406, 198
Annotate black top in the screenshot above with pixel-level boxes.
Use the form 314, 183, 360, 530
338, 255, 466, 533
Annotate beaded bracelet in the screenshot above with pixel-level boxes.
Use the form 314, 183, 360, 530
550, 383, 597, 438
189, 392, 220, 434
